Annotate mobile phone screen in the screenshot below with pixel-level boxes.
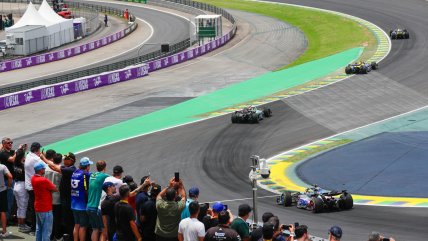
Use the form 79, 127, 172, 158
174, 172, 179, 182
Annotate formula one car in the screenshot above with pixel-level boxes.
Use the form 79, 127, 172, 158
345, 61, 378, 74
231, 105, 272, 124
276, 185, 353, 213
389, 28, 409, 39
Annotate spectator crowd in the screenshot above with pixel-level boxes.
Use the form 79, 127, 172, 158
0, 137, 396, 241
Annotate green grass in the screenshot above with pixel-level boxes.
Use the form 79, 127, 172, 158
197, 0, 376, 69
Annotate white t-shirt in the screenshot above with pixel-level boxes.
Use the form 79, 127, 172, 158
24, 152, 41, 190
178, 217, 205, 241
104, 176, 123, 194
0, 164, 10, 192
45, 165, 62, 205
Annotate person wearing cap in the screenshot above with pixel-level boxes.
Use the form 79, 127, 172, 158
87, 160, 109, 241
140, 184, 161, 241
231, 204, 252, 241
101, 182, 120, 241
155, 177, 187, 241
31, 161, 58, 241
178, 201, 205, 241
25, 142, 50, 233
328, 226, 342, 241
0, 160, 13, 238
202, 202, 225, 230
104, 165, 124, 194
181, 187, 200, 220
250, 212, 274, 241
205, 210, 241, 241
294, 225, 309, 241
71, 157, 93, 241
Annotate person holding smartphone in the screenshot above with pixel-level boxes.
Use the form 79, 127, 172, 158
155, 177, 186, 241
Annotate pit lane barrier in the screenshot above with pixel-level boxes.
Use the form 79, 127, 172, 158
0, 0, 138, 74
0, 0, 236, 96
0, 1, 237, 110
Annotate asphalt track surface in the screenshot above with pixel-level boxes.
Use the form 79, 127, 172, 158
79, 0, 428, 240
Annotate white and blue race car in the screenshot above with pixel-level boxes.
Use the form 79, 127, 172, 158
276, 185, 353, 213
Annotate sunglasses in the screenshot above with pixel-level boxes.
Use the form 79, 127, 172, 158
6, 141, 13, 144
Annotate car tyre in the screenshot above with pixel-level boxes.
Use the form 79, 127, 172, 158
345, 66, 352, 75
312, 196, 323, 213
283, 191, 292, 207
339, 193, 354, 210
231, 113, 237, 123
263, 108, 272, 117
252, 113, 259, 123
371, 62, 378, 70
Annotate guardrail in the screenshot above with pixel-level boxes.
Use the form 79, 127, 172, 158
0, 1, 137, 76
0, 0, 237, 109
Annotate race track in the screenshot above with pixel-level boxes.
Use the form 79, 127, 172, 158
7, 0, 428, 240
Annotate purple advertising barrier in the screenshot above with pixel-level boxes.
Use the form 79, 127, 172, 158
0, 28, 235, 111
0, 24, 135, 73
0, 63, 148, 110
146, 32, 232, 72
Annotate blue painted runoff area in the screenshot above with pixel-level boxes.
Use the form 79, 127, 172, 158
296, 131, 428, 198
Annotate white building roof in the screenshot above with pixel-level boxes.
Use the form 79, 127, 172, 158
195, 15, 221, 19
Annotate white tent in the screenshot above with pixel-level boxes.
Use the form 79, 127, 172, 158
7, 2, 53, 30
38, 0, 73, 45
6, 2, 65, 49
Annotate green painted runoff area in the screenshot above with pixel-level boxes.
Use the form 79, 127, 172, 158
46, 47, 362, 153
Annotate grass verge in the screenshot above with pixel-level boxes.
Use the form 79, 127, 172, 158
196, 0, 376, 69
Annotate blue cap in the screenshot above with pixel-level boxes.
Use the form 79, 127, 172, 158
212, 202, 225, 213
189, 187, 199, 197
79, 157, 93, 167
34, 161, 47, 172
329, 226, 342, 239
102, 182, 114, 191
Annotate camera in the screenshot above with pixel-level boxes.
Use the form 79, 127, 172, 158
382, 238, 390, 241
259, 158, 270, 179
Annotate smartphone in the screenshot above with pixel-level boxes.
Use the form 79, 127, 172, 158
174, 172, 179, 182
382, 238, 390, 241
294, 222, 299, 228
281, 225, 291, 230
204, 202, 210, 208
224, 204, 228, 210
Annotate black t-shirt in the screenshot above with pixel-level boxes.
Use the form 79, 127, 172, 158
13, 159, 25, 181
205, 225, 241, 241
136, 191, 149, 221
140, 199, 157, 241
0, 149, 15, 177
115, 201, 136, 241
203, 216, 219, 231
250, 227, 263, 241
59, 165, 76, 202
101, 195, 121, 240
